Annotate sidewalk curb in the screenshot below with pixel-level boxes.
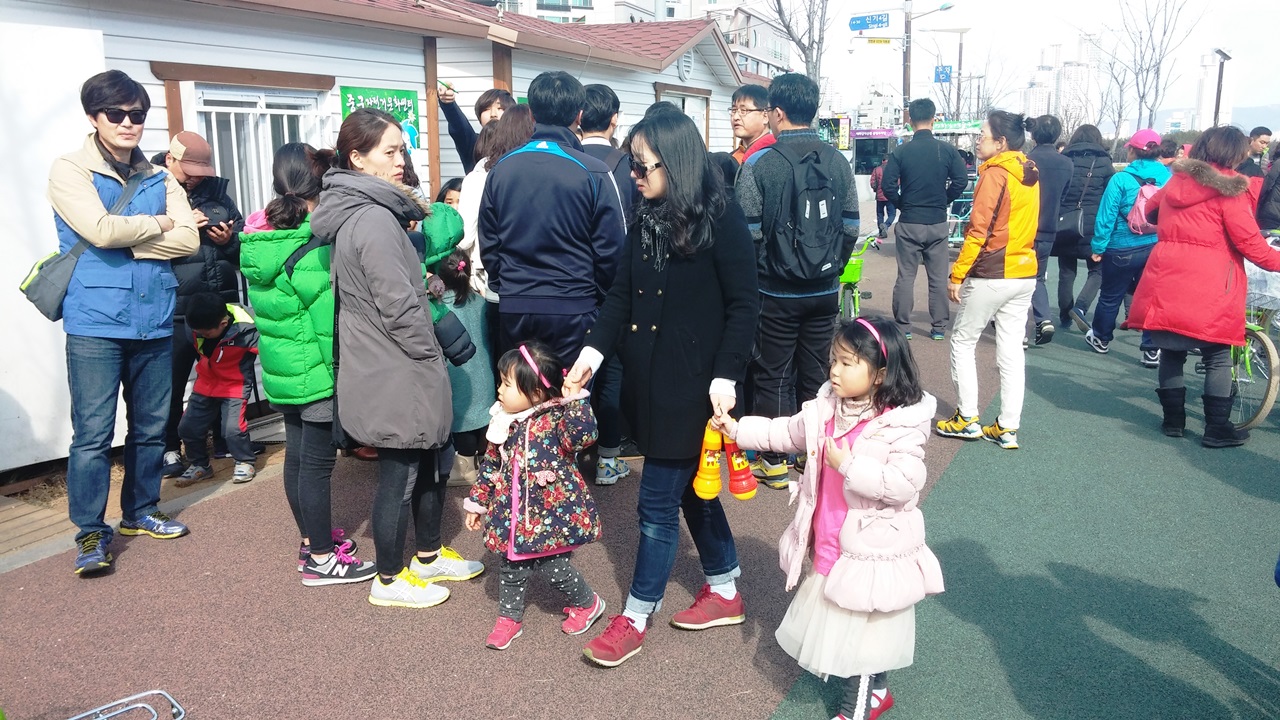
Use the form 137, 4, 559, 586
0, 462, 284, 575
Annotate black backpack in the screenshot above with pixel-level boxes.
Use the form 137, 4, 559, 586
763, 142, 844, 283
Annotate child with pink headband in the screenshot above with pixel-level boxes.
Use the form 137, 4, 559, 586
464, 340, 606, 651
713, 316, 943, 720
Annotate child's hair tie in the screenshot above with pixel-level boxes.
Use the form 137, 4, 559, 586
855, 317, 887, 359
458, 260, 466, 270
519, 344, 552, 389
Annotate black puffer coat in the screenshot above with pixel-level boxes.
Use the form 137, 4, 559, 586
1052, 142, 1116, 258
1258, 162, 1280, 231
186, 176, 245, 303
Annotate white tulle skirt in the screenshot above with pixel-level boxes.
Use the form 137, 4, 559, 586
775, 572, 916, 680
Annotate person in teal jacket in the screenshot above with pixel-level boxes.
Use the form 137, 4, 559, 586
239, 143, 377, 587
435, 248, 497, 487
1085, 129, 1172, 363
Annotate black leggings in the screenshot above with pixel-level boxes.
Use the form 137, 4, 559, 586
280, 411, 338, 554
1158, 345, 1232, 397
498, 554, 594, 622
373, 447, 446, 576
840, 672, 888, 719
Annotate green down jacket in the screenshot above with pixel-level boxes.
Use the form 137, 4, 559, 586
239, 218, 335, 406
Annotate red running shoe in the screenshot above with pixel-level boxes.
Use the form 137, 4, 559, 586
485, 617, 522, 650
582, 614, 645, 667
562, 593, 606, 635
669, 584, 745, 630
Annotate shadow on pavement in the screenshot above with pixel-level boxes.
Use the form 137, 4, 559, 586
934, 539, 1280, 720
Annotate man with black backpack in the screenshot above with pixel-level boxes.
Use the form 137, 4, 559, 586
737, 73, 861, 488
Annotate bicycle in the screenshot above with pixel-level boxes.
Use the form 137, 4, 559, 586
1233, 308, 1280, 429
838, 235, 880, 321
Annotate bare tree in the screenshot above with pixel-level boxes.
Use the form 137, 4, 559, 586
766, 0, 833, 82
1096, 53, 1134, 152
1117, 0, 1197, 128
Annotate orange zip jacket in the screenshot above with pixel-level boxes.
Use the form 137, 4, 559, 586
950, 150, 1040, 283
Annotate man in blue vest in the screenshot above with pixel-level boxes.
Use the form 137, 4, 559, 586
46, 70, 199, 575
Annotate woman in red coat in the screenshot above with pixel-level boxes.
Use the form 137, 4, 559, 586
1129, 126, 1280, 447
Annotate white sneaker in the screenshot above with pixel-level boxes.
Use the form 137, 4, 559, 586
232, 462, 256, 484
162, 451, 185, 478
595, 457, 631, 486
410, 546, 485, 583
368, 567, 450, 608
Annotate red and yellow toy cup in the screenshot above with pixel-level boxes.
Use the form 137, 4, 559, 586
693, 422, 723, 500
724, 439, 757, 500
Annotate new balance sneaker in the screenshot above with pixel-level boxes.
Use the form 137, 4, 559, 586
301, 546, 377, 587
752, 458, 790, 489
409, 546, 484, 583
1035, 320, 1055, 346
74, 531, 113, 575
1069, 307, 1090, 333
981, 421, 1019, 449
935, 409, 982, 440
1084, 329, 1110, 354
232, 462, 256, 484
595, 457, 631, 486
368, 568, 450, 609
670, 584, 746, 630
161, 451, 185, 478
1140, 349, 1161, 368
118, 511, 189, 539
563, 593, 607, 635
174, 464, 213, 488
583, 614, 646, 668
298, 529, 359, 571
486, 616, 523, 650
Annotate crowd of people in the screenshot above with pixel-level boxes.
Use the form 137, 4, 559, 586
38, 63, 1280, 720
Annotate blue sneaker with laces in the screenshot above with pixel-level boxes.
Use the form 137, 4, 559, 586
74, 530, 113, 575
118, 511, 189, 540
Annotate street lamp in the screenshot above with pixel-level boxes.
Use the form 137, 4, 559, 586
902, 2, 954, 122
1213, 48, 1231, 127
919, 26, 968, 119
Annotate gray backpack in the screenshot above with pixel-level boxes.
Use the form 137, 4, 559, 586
20, 171, 147, 321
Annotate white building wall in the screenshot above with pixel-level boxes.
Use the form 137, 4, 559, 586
436, 36, 496, 182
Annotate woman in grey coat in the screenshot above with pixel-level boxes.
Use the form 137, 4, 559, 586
311, 108, 482, 609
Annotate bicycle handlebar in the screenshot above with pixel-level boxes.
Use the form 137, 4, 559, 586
849, 235, 881, 258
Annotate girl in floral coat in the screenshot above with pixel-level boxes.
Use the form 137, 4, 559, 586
464, 341, 605, 650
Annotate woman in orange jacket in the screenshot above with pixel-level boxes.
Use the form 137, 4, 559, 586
936, 111, 1040, 450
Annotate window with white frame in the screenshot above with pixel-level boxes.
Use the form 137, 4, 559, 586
195, 84, 330, 214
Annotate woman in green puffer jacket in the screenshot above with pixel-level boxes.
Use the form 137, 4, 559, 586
239, 143, 376, 585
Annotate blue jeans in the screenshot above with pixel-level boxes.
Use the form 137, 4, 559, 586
1092, 245, 1154, 347
626, 457, 740, 615
66, 335, 172, 542
876, 201, 896, 229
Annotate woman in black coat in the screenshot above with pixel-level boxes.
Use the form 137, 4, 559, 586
565, 110, 759, 668
1052, 124, 1116, 330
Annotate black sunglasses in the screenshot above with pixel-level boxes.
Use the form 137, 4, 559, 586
99, 107, 148, 125
630, 159, 664, 179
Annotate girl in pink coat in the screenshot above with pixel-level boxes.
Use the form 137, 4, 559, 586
714, 316, 943, 720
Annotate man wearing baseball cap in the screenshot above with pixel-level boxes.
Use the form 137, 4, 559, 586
1083, 128, 1171, 366
154, 130, 250, 479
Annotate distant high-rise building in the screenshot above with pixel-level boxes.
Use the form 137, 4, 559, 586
857, 82, 902, 128
1194, 51, 1233, 129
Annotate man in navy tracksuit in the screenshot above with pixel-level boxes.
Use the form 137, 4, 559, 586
478, 71, 627, 365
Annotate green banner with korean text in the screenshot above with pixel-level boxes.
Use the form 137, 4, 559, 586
340, 86, 421, 148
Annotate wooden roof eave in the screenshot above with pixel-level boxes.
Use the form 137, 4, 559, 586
183, 0, 492, 40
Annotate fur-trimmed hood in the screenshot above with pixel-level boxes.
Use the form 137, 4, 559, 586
310, 168, 429, 242
1162, 158, 1250, 208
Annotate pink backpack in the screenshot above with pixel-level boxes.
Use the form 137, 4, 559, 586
1125, 171, 1160, 235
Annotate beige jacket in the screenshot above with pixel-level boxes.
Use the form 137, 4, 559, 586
46, 133, 198, 260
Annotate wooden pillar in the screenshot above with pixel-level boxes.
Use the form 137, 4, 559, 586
423, 36, 441, 199
492, 44, 513, 93
163, 80, 184, 138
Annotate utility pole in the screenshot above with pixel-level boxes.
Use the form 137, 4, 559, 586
902, 1, 913, 123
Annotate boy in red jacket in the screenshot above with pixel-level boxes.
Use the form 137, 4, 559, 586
176, 293, 259, 486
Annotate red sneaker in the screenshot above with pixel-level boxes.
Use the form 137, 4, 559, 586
669, 584, 745, 630
582, 614, 645, 667
485, 616, 522, 650
562, 593, 606, 635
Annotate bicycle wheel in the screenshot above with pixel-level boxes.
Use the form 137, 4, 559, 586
1232, 327, 1280, 430
840, 284, 858, 321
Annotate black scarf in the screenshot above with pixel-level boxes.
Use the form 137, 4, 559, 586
635, 200, 676, 272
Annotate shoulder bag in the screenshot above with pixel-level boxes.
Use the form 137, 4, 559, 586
20, 171, 148, 321
1056, 156, 1097, 241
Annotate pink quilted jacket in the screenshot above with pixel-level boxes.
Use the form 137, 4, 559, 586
733, 385, 944, 613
